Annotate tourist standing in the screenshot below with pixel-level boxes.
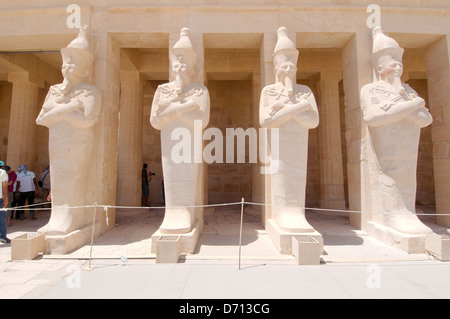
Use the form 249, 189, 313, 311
16, 164, 39, 220
3, 166, 17, 226
0, 161, 10, 243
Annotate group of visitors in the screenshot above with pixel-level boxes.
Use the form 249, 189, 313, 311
0, 161, 51, 244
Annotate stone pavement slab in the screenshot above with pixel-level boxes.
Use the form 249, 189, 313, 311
0, 206, 448, 299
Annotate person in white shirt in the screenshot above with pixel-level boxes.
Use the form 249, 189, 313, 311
15, 164, 39, 220
0, 161, 10, 243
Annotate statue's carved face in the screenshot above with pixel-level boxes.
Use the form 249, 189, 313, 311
62, 55, 90, 80
378, 59, 403, 80
62, 56, 77, 78
274, 53, 297, 81
276, 61, 297, 78
171, 56, 190, 78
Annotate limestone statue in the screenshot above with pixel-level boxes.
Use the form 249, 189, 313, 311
360, 26, 433, 234
36, 26, 102, 235
259, 27, 319, 233
150, 28, 210, 234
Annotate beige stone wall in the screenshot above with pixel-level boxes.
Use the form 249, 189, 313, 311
34, 88, 50, 175
425, 35, 450, 226
0, 82, 12, 163
143, 80, 165, 206
407, 79, 435, 207
207, 80, 254, 204
0, 0, 448, 235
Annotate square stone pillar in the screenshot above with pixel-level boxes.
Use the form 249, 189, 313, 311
341, 32, 373, 229
317, 72, 346, 210
260, 30, 278, 226
117, 71, 143, 207
93, 33, 120, 233
6, 72, 41, 171
425, 35, 450, 227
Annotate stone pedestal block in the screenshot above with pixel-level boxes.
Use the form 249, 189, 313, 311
366, 221, 426, 254
156, 235, 181, 263
425, 233, 450, 261
266, 219, 323, 255
11, 232, 46, 260
292, 235, 321, 265
151, 217, 203, 262
43, 223, 98, 255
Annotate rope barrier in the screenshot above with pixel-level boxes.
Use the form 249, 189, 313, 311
3, 198, 446, 269
2, 200, 450, 216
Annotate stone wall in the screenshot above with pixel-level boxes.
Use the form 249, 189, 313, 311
0, 82, 12, 163
207, 80, 254, 204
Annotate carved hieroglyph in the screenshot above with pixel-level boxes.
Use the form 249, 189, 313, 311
36, 26, 102, 235
260, 27, 319, 233
360, 26, 433, 234
150, 28, 210, 234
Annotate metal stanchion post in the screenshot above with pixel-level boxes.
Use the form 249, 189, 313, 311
239, 198, 244, 270
85, 203, 97, 271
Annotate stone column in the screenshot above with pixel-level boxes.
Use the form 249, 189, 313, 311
117, 71, 143, 207
260, 30, 278, 226
252, 71, 262, 205
91, 32, 121, 233
425, 35, 450, 227
341, 32, 373, 229
6, 72, 41, 171
317, 72, 346, 210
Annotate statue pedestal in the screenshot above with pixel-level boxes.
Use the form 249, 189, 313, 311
151, 216, 203, 262
42, 223, 97, 255
266, 218, 323, 255
425, 233, 450, 261
365, 221, 427, 254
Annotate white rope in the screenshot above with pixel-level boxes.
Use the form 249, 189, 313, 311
3, 201, 450, 217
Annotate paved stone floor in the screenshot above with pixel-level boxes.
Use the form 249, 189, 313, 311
0, 205, 449, 299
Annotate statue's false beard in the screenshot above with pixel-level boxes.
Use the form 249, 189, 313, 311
284, 76, 293, 96
175, 74, 184, 94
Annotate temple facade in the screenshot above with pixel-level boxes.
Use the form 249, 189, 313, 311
0, 0, 449, 257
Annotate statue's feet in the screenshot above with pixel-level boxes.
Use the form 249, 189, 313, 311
274, 207, 315, 233
160, 207, 193, 234
384, 212, 432, 235
38, 205, 91, 236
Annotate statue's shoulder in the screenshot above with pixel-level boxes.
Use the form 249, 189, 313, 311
262, 83, 279, 91
184, 83, 209, 97
47, 83, 100, 98
361, 80, 388, 97
158, 82, 173, 90
76, 84, 102, 100
261, 84, 281, 97
294, 83, 313, 94
188, 82, 208, 93
402, 83, 418, 96
196, 83, 208, 92
361, 80, 381, 91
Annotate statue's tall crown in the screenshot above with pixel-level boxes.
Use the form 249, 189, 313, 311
273, 27, 299, 64
171, 27, 197, 68
61, 25, 94, 63
371, 26, 404, 66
